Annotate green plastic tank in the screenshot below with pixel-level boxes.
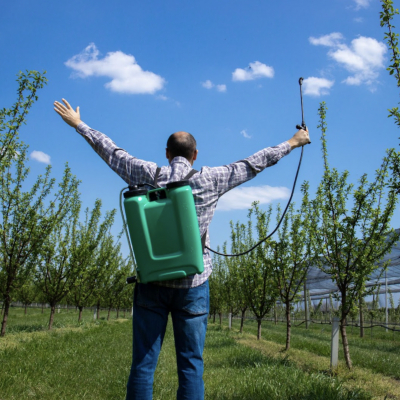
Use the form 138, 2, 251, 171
123, 180, 204, 283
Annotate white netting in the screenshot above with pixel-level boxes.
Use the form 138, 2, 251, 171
303, 229, 400, 299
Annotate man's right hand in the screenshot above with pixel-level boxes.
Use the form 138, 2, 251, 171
54, 99, 82, 129
288, 129, 311, 150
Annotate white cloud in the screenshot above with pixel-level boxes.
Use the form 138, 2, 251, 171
232, 61, 274, 82
303, 77, 335, 96
31, 150, 51, 164
201, 80, 226, 92
240, 129, 252, 139
354, 0, 370, 10
65, 43, 165, 95
309, 33, 387, 87
309, 32, 344, 47
216, 84, 227, 92
202, 80, 214, 89
217, 185, 290, 211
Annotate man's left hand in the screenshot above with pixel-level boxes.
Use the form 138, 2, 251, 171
54, 99, 82, 129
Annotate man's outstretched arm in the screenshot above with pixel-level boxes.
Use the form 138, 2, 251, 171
54, 99, 156, 186
211, 128, 311, 197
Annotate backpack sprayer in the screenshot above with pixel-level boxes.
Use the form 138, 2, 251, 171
121, 178, 204, 284
122, 78, 308, 283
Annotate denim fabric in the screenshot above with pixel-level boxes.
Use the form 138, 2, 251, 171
126, 281, 209, 400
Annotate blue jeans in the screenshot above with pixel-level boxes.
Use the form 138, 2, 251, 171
126, 280, 209, 400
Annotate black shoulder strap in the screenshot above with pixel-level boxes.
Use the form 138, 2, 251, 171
154, 167, 197, 187
154, 167, 162, 188
183, 169, 198, 180
201, 231, 207, 252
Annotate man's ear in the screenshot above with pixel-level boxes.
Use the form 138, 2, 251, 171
192, 149, 198, 162
166, 148, 170, 160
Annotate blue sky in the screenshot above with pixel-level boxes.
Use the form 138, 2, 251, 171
1, 0, 399, 259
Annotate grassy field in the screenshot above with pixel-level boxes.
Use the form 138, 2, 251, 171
0, 307, 398, 399
233, 317, 400, 377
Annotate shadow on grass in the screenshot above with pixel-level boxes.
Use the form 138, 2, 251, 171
208, 342, 295, 370
7, 324, 46, 333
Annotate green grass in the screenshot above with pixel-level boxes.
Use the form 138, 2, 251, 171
231, 317, 400, 379
2, 305, 128, 334
201, 325, 369, 400
0, 308, 372, 400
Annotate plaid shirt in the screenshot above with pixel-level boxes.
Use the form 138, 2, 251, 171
76, 123, 292, 288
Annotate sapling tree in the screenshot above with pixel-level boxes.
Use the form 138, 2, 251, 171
0, 71, 82, 336
309, 102, 399, 369
68, 200, 116, 322
17, 281, 37, 315
104, 256, 132, 320
228, 223, 252, 327
92, 233, 122, 320
226, 222, 250, 333
209, 250, 226, 324
271, 197, 312, 351
233, 203, 278, 340
117, 259, 135, 318
218, 238, 245, 325
0, 155, 79, 336
34, 192, 81, 329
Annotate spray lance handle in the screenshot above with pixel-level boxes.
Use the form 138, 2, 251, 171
295, 77, 308, 133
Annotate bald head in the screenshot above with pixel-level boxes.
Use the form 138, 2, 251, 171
166, 131, 197, 163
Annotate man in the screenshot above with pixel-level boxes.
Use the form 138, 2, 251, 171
54, 98, 310, 400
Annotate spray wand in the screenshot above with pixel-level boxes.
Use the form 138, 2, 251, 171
206, 77, 309, 257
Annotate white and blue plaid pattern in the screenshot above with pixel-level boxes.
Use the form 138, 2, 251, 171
76, 123, 291, 288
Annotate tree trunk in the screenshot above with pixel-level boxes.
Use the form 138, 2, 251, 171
78, 306, 83, 322
219, 312, 222, 326
1, 295, 11, 337
285, 300, 291, 351
359, 297, 364, 338
257, 318, 262, 340
340, 318, 352, 369
117, 308, 120, 319
48, 304, 56, 330
96, 301, 100, 320
24, 305, 27, 315
107, 307, 111, 321
274, 304, 277, 325
123, 309, 126, 318
370, 318, 373, 339
240, 309, 246, 334
42, 303, 44, 314
213, 312, 216, 323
